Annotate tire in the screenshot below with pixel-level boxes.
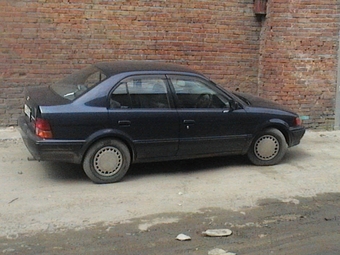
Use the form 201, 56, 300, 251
247, 128, 288, 166
83, 139, 131, 184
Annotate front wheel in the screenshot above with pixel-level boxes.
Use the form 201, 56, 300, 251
83, 139, 131, 184
247, 128, 288, 166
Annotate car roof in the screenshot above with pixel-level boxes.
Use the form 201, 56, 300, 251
94, 61, 203, 77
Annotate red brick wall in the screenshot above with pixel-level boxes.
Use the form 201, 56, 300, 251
0, 0, 260, 126
258, 0, 339, 129
1, 0, 339, 129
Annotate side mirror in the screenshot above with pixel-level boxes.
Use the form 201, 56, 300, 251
222, 100, 236, 113
229, 100, 238, 111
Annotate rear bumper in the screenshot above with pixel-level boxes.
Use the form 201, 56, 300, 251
289, 126, 306, 147
18, 116, 84, 164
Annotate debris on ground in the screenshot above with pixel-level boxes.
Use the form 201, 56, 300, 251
202, 229, 232, 237
176, 233, 191, 241
208, 248, 236, 255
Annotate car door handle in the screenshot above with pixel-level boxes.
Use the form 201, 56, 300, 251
183, 120, 195, 130
183, 120, 195, 124
118, 120, 131, 126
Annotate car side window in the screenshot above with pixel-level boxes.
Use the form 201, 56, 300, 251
110, 76, 170, 109
170, 77, 229, 109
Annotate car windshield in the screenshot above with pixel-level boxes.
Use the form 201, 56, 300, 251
51, 65, 107, 101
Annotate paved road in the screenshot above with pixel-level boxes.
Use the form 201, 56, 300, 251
0, 128, 339, 254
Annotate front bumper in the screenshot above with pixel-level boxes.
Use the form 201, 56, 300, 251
18, 116, 84, 164
289, 126, 306, 147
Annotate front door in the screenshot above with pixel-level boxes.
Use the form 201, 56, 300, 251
168, 75, 248, 156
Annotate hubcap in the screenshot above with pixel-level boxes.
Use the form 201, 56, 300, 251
254, 135, 280, 161
93, 146, 123, 176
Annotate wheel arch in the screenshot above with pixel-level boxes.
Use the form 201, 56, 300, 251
80, 129, 136, 164
255, 119, 291, 146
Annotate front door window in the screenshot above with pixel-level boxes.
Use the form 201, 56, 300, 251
170, 77, 229, 109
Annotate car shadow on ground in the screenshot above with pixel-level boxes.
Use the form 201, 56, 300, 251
281, 146, 310, 163
41, 162, 88, 182
40, 147, 309, 183
126, 147, 309, 182
41, 155, 248, 183
125, 155, 249, 181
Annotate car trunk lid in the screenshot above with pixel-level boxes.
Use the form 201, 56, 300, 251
24, 86, 70, 138
24, 86, 69, 119
26, 86, 69, 106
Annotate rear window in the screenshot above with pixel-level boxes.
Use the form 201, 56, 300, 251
51, 66, 107, 100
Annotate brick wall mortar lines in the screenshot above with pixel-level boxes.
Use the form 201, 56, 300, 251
258, 0, 340, 129
0, 0, 261, 126
1, 0, 340, 129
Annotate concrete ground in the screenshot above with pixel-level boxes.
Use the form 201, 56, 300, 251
0, 127, 339, 254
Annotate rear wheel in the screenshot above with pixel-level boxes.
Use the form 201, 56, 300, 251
83, 139, 131, 184
247, 128, 287, 166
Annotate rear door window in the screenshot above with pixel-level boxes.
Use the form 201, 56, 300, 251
110, 76, 170, 109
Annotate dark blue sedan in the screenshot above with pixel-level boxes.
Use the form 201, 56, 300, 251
18, 61, 305, 183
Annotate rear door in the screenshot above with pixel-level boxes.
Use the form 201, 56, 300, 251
108, 75, 179, 160
168, 75, 248, 157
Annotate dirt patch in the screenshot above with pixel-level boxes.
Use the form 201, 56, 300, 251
1, 129, 340, 254
1, 193, 339, 255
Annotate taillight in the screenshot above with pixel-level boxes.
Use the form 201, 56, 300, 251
294, 117, 302, 126
34, 118, 53, 139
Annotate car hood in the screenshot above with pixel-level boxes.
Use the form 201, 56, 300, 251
25, 86, 70, 106
233, 92, 294, 113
